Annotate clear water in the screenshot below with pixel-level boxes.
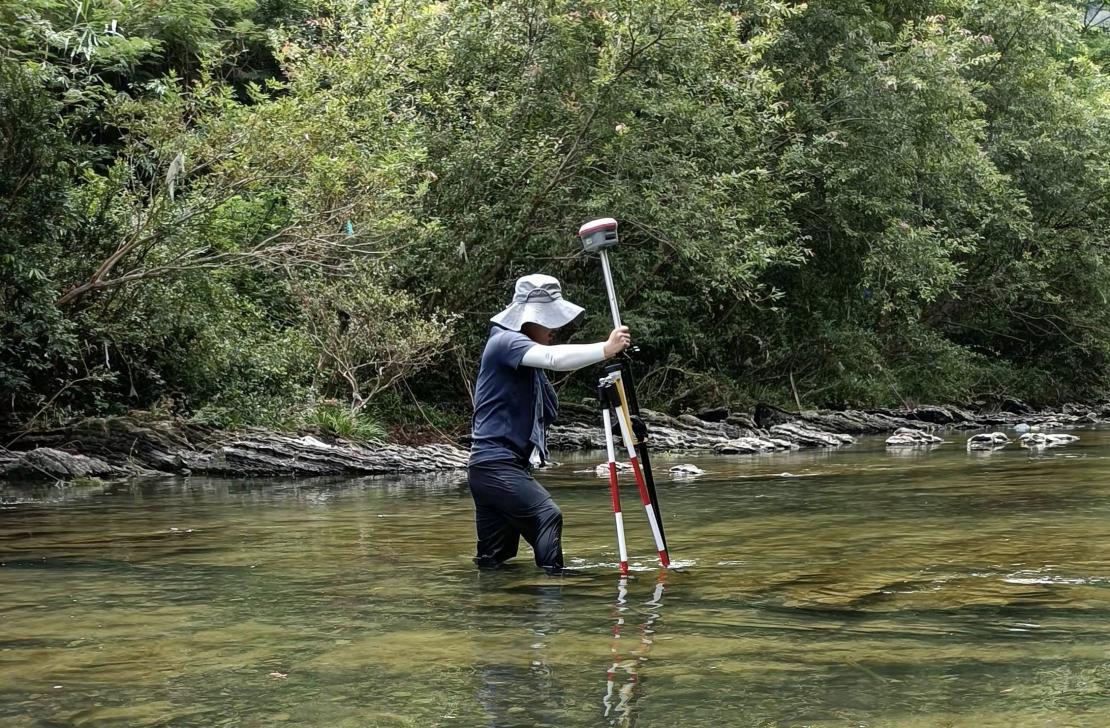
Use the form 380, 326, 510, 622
2, 430, 1109, 727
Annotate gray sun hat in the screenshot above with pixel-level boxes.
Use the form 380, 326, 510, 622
490, 274, 585, 332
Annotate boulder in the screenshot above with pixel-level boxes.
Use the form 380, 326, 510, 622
725, 413, 758, 429
967, 432, 1010, 450
895, 405, 977, 426
1001, 398, 1034, 415
885, 428, 943, 447
0, 448, 125, 480
768, 423, 855, 447
712, 437, 782, 454
590, 461, 632, 478
1019, 433, 1080, 449
695, 407, 729, 422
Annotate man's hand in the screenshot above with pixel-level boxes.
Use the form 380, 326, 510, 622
603, 326, 632, 358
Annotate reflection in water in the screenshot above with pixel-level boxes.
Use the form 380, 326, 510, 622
604, 574, 667, 727
475, 580, 568, 727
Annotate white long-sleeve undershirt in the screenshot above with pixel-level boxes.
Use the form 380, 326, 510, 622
521, 342, 607, 371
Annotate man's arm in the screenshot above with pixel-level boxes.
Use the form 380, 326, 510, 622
521, 342, 607, 371
520, 326, 632, 371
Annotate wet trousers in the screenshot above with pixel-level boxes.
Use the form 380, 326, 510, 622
467, 461, 564, 572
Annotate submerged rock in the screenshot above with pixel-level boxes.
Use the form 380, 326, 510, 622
1019, 433, 1080, 449
588, 461, 632, 478
885, 427, 944, 447
669, 464, 706, 477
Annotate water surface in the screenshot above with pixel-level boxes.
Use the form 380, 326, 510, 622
2, 429, 1109, 726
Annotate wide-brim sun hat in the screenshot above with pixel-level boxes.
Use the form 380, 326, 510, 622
491, 273, 585, 331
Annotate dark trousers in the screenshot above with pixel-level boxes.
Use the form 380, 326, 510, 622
467, 461, 564, 572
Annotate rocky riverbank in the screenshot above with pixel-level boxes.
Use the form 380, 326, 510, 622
2, 400, 1106, 482
546, 400, 1106, 453
0, 416, 469, 482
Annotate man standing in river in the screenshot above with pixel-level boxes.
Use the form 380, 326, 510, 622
468, 274, 632, 575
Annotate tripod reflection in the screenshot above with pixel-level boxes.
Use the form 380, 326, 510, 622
603, 572, 667, 726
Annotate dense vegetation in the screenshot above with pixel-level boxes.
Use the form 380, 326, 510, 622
3, 0, 1110, 435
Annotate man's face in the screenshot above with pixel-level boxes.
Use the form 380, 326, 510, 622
522, 322, 555, 345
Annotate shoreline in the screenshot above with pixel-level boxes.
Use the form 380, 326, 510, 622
2, 402, 1105, 483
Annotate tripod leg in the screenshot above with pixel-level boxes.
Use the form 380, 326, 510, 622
602, 407, 630, 576
607, 366, 668, 551
612, 401, 670, 568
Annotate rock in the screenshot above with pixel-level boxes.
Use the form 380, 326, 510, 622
551, 408, 852, 455
1014, 423, 1030, 433
695, 407, 729, 422
1001, 398, 1034, 415
5, 416, 213, 472
589, 462, 631, 478
558, 401, 597, 422
768, 424, 855, 447
967, 432, 1010, 450
725, 413, 758, 429
669, 464, 706, 477
800, 409, 920, 434
885, 428, 943, 447
185, 437, 470, 477
754, 403, 796, 429
1, 416, 470, 481
713, 437, 780, 454
758, 403, 882, 433
0, 448, 125, 480
293, 435, 333, 449
893, 406, 975, 425
1019, 433, 1080, 449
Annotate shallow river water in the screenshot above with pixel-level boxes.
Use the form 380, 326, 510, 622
2, 429, 1110, 727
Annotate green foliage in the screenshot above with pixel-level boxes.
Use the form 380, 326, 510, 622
746, 0, 1110, 408
298, 265, 455, 413
0, 60, 78, 423
5, 0, 1110, 432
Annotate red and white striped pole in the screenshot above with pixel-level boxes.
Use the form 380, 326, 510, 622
602, 406, 630, 576
606, 376, 670, 569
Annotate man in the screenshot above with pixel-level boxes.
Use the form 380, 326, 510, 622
468, 273, 631, 574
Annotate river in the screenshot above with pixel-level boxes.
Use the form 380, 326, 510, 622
2, 430, 1109, 726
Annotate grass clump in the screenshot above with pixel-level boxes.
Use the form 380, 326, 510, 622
306, 404, 386, 442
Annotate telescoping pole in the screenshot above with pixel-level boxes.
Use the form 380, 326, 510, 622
579, 218, 669, 553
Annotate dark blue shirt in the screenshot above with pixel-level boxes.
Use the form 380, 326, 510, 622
469, 326, 558, 467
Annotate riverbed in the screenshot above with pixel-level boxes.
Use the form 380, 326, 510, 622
2, 430, 1109, 727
